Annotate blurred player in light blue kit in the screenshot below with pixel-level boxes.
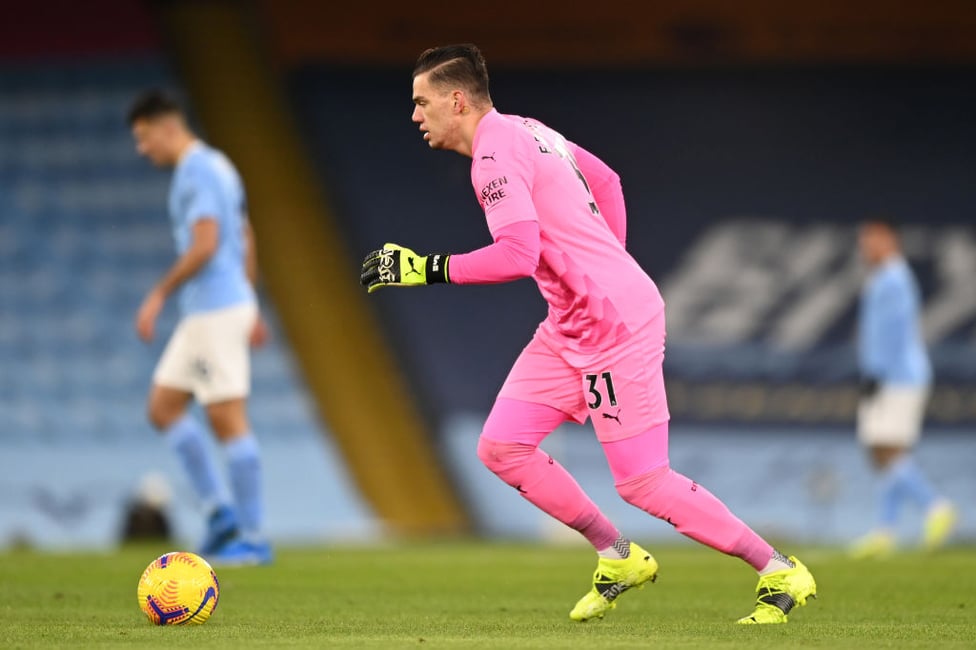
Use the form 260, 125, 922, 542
851, 218, 957, 558
128, 90, 272, 565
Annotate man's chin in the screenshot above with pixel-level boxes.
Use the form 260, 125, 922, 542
423, 133, 454, 151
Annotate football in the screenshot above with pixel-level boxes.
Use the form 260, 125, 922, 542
137, 551, 220, 625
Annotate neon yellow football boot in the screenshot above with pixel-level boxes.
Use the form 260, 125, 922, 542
848, 529, 896, 560
569, 542, 658, 621
736, 556, 817, 624
923, 501, 958, 551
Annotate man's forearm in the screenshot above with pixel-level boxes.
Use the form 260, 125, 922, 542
244, 221, 259, 286
154, 246, 214, 298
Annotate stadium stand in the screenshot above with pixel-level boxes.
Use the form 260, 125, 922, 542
0, 60, 324, 446
0, 6, 378, 546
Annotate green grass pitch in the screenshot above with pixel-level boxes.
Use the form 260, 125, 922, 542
1, 542, 973, 648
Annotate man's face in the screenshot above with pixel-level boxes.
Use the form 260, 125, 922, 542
131, 116, 177, 167
411, 73, 459, 151
858, 223, 892, 266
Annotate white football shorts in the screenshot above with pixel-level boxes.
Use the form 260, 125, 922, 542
153, 302, 257, 405
857, 385, 929, 447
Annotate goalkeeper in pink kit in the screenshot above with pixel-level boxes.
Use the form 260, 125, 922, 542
361, 44, 817, 624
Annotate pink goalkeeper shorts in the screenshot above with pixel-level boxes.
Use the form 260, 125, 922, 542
497, 313, 670, 442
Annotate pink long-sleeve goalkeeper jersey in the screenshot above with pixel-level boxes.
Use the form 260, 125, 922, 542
462, 109, 665, 364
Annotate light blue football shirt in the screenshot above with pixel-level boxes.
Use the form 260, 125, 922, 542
858, 256, 931, 386
168, 141, 255, 315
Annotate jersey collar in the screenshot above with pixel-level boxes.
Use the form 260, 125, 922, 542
471, 109, 500, 155
176, 139, 204, 167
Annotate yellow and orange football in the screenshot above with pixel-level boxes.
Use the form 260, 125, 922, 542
137, 551, 220, 625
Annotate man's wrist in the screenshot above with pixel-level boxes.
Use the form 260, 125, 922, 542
425, 254, 450, 284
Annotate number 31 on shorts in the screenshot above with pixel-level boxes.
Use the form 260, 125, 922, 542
585, 372, 617, 410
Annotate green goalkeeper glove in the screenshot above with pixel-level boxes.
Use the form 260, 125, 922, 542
360, 243, 450, 294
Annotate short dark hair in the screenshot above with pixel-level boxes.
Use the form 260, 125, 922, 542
413, 44, 491, 105
862, 215, 900, 236
127, 89, 182, 126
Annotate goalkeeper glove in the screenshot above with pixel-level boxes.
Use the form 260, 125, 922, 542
360, 243, 449, 293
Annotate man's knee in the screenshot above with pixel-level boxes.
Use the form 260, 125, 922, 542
146, 403, 167, 431
147, 388, 188, 431
868, 444, 907, 470
615, 465, 671, 514
205, 398, 249, 442
476, 437, 535, 484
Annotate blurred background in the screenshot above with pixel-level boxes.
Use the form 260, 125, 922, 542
1, 0, 974, 550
